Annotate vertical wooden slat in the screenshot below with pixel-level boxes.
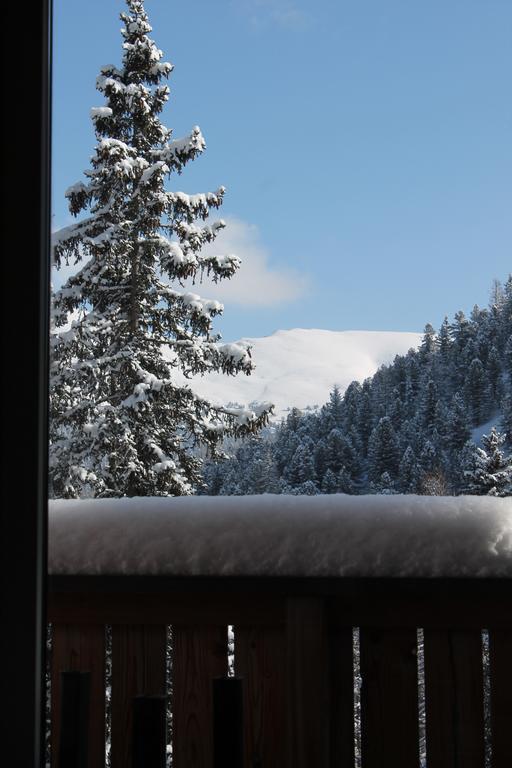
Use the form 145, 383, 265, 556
286, 598, 329, 768
132, 695, 167, 768
489, 629, 512, 768
58, 672, 90, 768
51, 623, 105, 768
424, 629, 485, 768
360, 628, 419, 768
111, 624, 167, 768
213, 678, 244, 768
235, 627, 286, 768
172, 625, 228, 768
329, 627, 355, 768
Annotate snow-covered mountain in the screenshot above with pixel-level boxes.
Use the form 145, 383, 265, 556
170, 328, 423, 420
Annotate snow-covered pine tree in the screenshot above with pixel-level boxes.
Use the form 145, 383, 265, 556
398, 445, 420, 493
50, 0, 271, 498
462, 427, 512, 497
367, 416, 400, 483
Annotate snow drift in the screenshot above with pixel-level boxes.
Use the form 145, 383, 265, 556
49, 494, 512, 577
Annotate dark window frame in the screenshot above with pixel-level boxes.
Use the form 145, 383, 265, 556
2, 2, 51, 764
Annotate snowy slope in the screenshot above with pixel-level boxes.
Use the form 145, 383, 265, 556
166, 329, 422, 419
471, 415, 505, 446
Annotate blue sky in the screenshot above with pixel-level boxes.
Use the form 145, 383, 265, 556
53, 0, 511, 341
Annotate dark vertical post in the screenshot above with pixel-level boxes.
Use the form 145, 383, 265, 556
329, 627, 355, 766
235, 627, 286, 768
111, 624, 167, 768
51, 624, 105, 768
58, 672, 90, 768
213, 678, 244, 768
173, 625, 228, 768
488, 629, 512, 768
2, 2, 51, 767
424, 628, 485, 768
359, 628, 419, 768
286, 597, 329, 768
132, 696, 167, 768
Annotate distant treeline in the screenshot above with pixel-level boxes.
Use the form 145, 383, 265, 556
201, 276, 512, 497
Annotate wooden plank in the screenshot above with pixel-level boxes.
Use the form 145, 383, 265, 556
111, 624, 167, 768
48, 576, 512, 630
360, 628, 419, 768
329, 627, 354, 768
172, 626, 228, 768
48, 591, 285, 627
424, 629, 485, 768
286, 598, 329, 768
51, 623, 105, 768
235, 627, 286, 768
489, 629, 512, 768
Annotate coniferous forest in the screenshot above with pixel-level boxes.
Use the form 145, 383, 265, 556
49, 0, 511, 501
201, 277, 512, 497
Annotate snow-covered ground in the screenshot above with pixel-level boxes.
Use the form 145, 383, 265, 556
165, 328, 422, 419
49, 495, 512, 577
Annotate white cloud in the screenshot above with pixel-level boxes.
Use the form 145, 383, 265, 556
185, 216, 309, 307
50, 216, 309, 308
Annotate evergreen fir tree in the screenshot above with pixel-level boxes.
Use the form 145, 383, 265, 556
419, 323, 437, 363
313, 439, 329, 482
389, 389, 404, 431
504, 336, 512, 380
321, 468, 338, 494
464, 358, 489, 426
372, 471, 397, 494
367, 416, 400, 483
326, 428, 358, 476
487, 346, 503, 406
296, 479, 319, 495
501, 394, 512, 448
284, 442, 316, 487
357, 390, 373, 456
462, 428, 512, 497
420, 379, 438, 433
49, 0, 270, 498
327, 384, 345, 428
398, 446, 420, 493
337, 465, 355, 494
438, 316, 452, 360
341, 381, 361, 431
246, 442, 279, 494
419, 439, 439, 475
446, 393, 471, 452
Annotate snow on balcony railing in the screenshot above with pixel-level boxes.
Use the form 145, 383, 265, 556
49, 494, 512, 577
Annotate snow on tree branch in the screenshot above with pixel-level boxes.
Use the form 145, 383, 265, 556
49, 0, 272, 499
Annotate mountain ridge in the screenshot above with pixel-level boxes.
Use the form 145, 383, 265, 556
169, 327, 423, 419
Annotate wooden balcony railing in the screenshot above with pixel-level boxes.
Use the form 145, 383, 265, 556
47, 574, 512, 768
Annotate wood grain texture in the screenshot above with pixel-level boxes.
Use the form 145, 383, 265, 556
111, 624, 166, 768
286, 598, 330, 768
172, 625, 228, 768
51, 623, 105, 768
489, 628, 512, 768
360, 628, 419, 768
424, 629, 485, 768
235, 626, 286, 768
48, 577, 512, 629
